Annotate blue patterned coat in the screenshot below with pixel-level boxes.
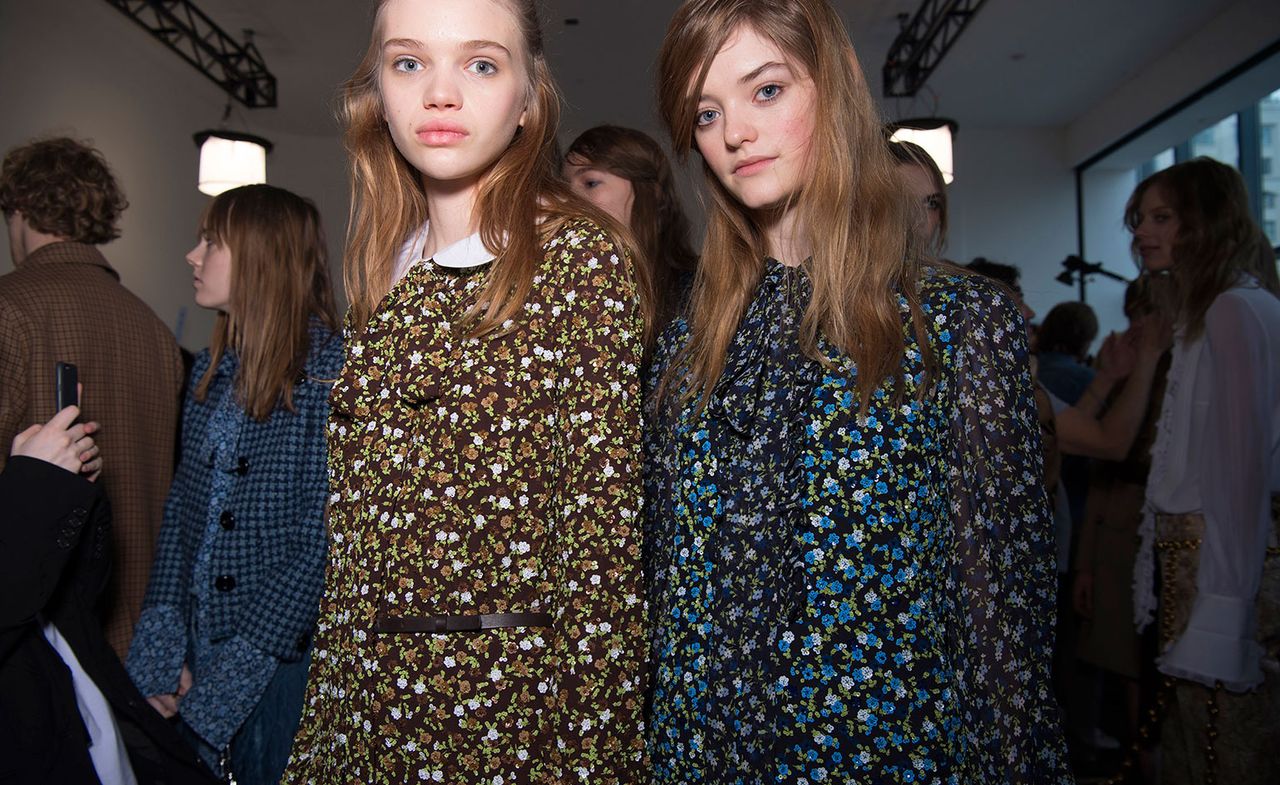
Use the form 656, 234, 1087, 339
128, 323, 340, 692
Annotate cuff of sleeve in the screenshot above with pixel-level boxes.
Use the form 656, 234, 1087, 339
179, 635, 278, 751
1157, 592, 1264, 691
125, 605, 187, 697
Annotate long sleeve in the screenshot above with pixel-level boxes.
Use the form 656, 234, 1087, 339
178, 634, 277, 751
946, 280, 1071, 783
548, 233, 648, 782
0, 457, 102, 629
1159, 292, 1275, 690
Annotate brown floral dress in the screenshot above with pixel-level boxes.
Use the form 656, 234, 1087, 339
283, 220, 647, 784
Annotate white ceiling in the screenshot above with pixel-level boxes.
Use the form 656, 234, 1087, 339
183, 0, 1239, 141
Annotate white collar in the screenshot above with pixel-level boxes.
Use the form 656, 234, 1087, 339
431, 223, 497, 269
394, 221, 497, 282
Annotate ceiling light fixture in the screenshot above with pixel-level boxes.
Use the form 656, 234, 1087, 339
888, 117, 958, 184
193, 128, 273, 196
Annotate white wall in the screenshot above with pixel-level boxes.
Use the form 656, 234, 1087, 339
1067, 0, 1280, 165
944, 126, 1088, 332
0, 0, 349, 352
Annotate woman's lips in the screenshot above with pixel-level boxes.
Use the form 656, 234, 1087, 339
416, 122, 468, 145
733, 156, 774, 176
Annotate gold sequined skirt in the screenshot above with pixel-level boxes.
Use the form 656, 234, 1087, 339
1154, 500, 1280, 785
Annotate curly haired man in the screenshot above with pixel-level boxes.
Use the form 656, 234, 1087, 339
0, 136, 184, 656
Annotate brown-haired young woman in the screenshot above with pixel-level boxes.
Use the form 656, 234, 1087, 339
127, 184, 341, 785
1127, 157, 1280, 785
643, 0, 1070, 782
282, 0, 648, 782
564, 125, 698, 335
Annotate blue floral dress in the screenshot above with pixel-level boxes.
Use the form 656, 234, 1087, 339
643, 260, 1071, 784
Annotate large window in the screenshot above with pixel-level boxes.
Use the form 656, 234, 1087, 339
1263, 89, 1280, 244
1188, 114, 1238, 166
1138, 88, 1280, 245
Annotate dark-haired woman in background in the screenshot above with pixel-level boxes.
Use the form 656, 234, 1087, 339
564, 124, 698, 336
1128, 157, 1280, 785
127, 184, 341, 785
645, 0, 1070, 781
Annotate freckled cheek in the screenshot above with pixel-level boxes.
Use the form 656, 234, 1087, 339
780, 112, 816, 160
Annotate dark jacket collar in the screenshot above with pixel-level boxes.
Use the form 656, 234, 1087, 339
20, 241, 120, 281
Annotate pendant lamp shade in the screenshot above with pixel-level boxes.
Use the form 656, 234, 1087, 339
888, 118, 958, 184
193, 130, 273, 196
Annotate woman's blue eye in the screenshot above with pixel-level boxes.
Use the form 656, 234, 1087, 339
468, 60, 498, 76
757, 84, 782, 101
696, 109, 719, 127
392, 57, 421, 73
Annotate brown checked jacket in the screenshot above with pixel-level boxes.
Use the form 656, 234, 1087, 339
0, 241, 184, 656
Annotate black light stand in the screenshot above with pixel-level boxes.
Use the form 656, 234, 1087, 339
1056, 255, 1130, 302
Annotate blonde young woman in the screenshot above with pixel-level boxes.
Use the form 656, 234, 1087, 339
644, 0, 1070, 782
282, 1, 648, 783
127, 184, 341, 785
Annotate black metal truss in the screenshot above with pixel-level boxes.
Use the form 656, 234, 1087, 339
882, 0, 987, 98
103, 0, 277, 108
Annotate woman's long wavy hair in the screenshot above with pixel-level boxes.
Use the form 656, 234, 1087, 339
193, 184, 339, 421
340, 0, 650, 344
656, 0, 930, 411
1126, 157, 1280, 340
565, 125, 698, 328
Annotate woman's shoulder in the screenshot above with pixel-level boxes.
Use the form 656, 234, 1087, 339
919, 264, 1022, 324
305, 319, 344, 376
1204, 280, 1280, 344
190, 346, 214, 374
185, 346, 219, 391
1210, 278, 1280, 315
537, 216, 632, 291
540, 216, 622, 259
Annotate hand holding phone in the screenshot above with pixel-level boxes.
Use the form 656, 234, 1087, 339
10, 406, 100, 476
56, 362, 78, 412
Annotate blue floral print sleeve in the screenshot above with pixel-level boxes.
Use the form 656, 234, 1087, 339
642, 261, 1069, 784
939, 274, 1069, 778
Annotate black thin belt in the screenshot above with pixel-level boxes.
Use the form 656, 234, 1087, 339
372, 612, 552, 634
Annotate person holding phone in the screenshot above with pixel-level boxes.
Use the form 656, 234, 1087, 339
0, 406, 218, 785
126, 185, 341, 785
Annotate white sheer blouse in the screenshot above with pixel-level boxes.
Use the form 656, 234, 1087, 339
1141, 278, 1280, 690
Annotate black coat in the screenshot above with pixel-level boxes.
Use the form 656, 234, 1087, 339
0, 456, 217, 785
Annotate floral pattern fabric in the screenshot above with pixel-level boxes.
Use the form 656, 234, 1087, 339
643, 261, 1071, 784
283, 220, 647, 785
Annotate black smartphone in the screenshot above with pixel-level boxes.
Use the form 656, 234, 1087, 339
55, 361, 78, 411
